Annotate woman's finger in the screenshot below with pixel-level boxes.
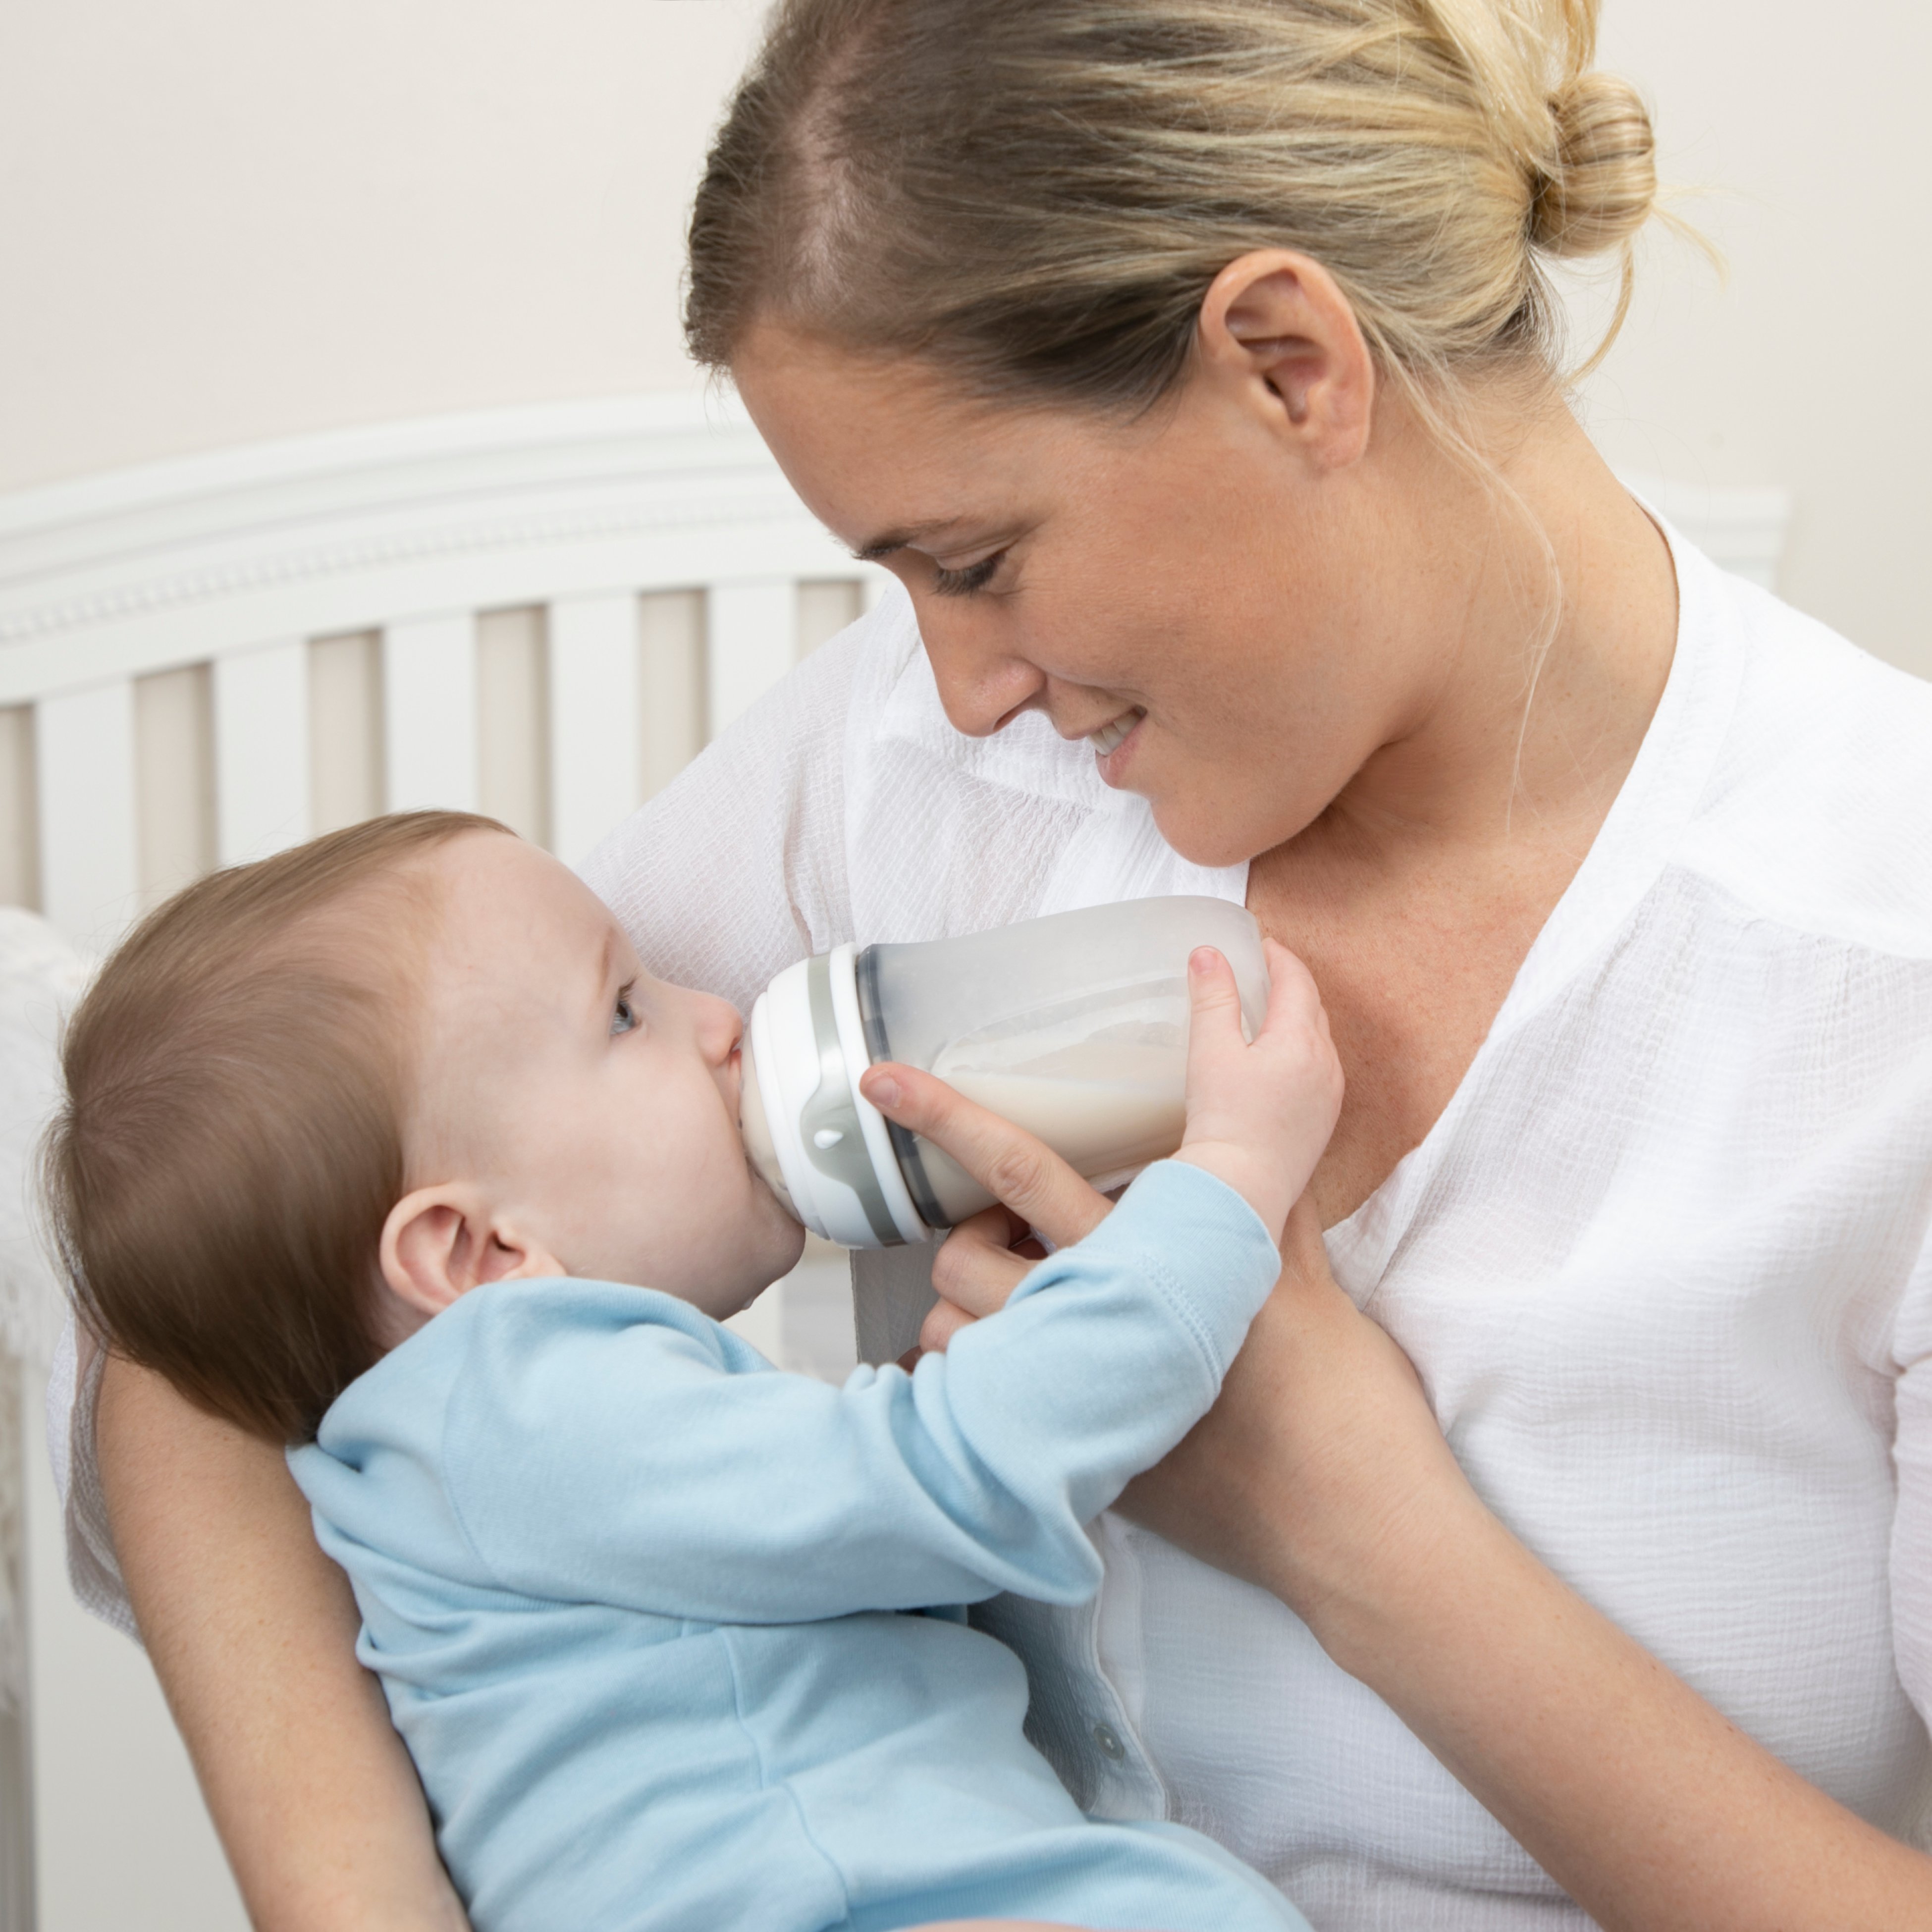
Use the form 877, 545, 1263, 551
931, 1208, 1038, 1318
859, 1061, 1113, 1250
918, 1296, 977, 1355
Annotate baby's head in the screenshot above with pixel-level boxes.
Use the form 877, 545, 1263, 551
47, 813, 804, 1441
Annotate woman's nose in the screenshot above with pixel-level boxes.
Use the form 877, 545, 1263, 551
914, 601, 1048, 738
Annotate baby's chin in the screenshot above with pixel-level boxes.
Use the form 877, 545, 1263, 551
760, 1192, 808, 1276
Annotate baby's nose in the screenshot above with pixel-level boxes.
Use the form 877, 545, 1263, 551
697, 993, 746, 1063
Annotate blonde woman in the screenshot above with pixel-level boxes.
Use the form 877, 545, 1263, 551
66, 0, 1932, 1927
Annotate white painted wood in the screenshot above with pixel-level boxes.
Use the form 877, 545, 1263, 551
24, 1356, 248, 1932
476, 607, 550, 850
797, 579, 864, 658
638, 591, 705, 802
706, 580, 797, 738
548, 592, 641, 868
214, 639, 310, 864
37, 682, 137, 951
135, 665, 216, 911
383, 612, 477, 813
308, 632, 384, 836
0, 710, 37, 912
0, 396, 861, 707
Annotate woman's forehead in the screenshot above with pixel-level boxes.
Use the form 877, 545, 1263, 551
734, 325, 1112, 541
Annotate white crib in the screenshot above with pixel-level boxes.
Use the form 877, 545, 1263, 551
0, 398, 1791, 1932
0, 392, 891, 1932
0, 392, 891, 954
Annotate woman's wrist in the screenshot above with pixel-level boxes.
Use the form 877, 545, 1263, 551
1262, 1461, 1508, 1682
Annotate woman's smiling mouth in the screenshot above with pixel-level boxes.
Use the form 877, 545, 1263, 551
1087, 707, 1145, 759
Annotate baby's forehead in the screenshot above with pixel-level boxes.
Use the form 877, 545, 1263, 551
415, 833, 615, 1000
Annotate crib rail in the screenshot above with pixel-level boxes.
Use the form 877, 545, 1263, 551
0, 396, 887, 952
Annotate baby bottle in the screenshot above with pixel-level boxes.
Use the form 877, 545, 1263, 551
738, 897, 1268, 1246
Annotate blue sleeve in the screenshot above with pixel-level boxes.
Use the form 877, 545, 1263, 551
371, 1161, 1275, 1624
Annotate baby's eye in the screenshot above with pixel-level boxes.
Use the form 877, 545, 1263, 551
611, 989, 640, 1036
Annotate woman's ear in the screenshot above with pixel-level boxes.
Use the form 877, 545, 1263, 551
1195, 249, 1376, 469
379, 1184, 566, 1320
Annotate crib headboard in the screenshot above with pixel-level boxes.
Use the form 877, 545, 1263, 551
0, 399, 1791, 956
0, 395, 889, 952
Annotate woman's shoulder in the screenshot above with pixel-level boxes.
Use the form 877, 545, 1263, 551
1678, 563, 1932, 962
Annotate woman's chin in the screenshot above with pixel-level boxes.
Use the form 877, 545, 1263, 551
1147, 793, 1279, 872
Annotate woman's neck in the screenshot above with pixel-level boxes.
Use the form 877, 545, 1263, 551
1312, 388, 1679, 872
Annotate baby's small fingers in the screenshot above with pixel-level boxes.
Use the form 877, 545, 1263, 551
1185, 946, 1251, 1079
1187, 946, 1247, 1037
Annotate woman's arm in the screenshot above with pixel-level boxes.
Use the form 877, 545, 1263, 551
97, 1356, 470, 1932
1119, 1203, 1932, 1932
885, 1086, 1932, 1932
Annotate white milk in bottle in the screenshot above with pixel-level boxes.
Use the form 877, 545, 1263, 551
738, 898, 1267, 1246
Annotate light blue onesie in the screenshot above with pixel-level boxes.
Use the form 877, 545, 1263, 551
292, 1161, 1311, 1932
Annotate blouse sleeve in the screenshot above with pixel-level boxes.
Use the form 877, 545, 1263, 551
1889, 1225, 1932, 1734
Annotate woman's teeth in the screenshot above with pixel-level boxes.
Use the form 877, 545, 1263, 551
1088, 708, 1144, 758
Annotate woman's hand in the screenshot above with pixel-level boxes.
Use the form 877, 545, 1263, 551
865, 934, 1343, 1361
1118, 1193, 1480, 1652
868, 1064, 1932, 1932
856, 1060, 1111, 1356
98, 1354, 473, 1932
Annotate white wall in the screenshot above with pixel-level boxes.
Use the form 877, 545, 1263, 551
1577, 0, 1932, 679
1, 0, 1924, 675
0, 0, 766, 490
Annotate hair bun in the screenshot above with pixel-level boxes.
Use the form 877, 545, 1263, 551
1531, 71, 1657, 259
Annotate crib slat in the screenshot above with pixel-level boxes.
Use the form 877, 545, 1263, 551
213, 641, 310, 865
383, 613, 478, 813
548, 593, 641, 868
38, 681, 139, 950
706, 581, 798, 739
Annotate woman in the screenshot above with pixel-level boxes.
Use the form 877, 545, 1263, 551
69, 0, 1932, 1926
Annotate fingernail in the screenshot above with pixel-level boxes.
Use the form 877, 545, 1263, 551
1190, 947, 1214, 976
867, 1071, 903, 1110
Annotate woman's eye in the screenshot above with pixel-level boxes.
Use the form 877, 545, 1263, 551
931, 550, 1007, 598
611, 990, 639, 1036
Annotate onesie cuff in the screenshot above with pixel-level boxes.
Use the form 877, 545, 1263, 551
1079, 1160, 1283, 1380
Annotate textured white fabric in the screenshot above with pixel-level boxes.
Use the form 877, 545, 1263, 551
590, 530, 1932, 1929
54, 528, 1932, 1930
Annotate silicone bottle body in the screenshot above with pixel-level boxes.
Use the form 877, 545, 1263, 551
740, 896, 1268, 1247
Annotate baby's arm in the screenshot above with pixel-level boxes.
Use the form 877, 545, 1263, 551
311, 945, 1339, 1628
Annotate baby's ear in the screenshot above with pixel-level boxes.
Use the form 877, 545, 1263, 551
380, 1186, 564, 1319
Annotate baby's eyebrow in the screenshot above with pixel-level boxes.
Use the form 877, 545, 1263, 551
592, 928, 619, 1009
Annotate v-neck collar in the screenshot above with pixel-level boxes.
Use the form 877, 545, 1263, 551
1314, 521, 1748, 1302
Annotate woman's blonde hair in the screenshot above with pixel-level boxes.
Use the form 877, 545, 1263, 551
686, 0, 1659, 410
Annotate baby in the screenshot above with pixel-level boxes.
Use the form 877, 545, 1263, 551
48, 809, 1342, 1932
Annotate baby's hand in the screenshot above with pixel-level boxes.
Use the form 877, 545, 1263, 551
1173, 939, 1342, 1244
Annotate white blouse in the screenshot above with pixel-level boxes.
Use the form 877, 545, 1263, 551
57, 525, 1932, 1931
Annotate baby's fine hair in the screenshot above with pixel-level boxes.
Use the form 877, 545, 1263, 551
45, 810, 505, 1443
